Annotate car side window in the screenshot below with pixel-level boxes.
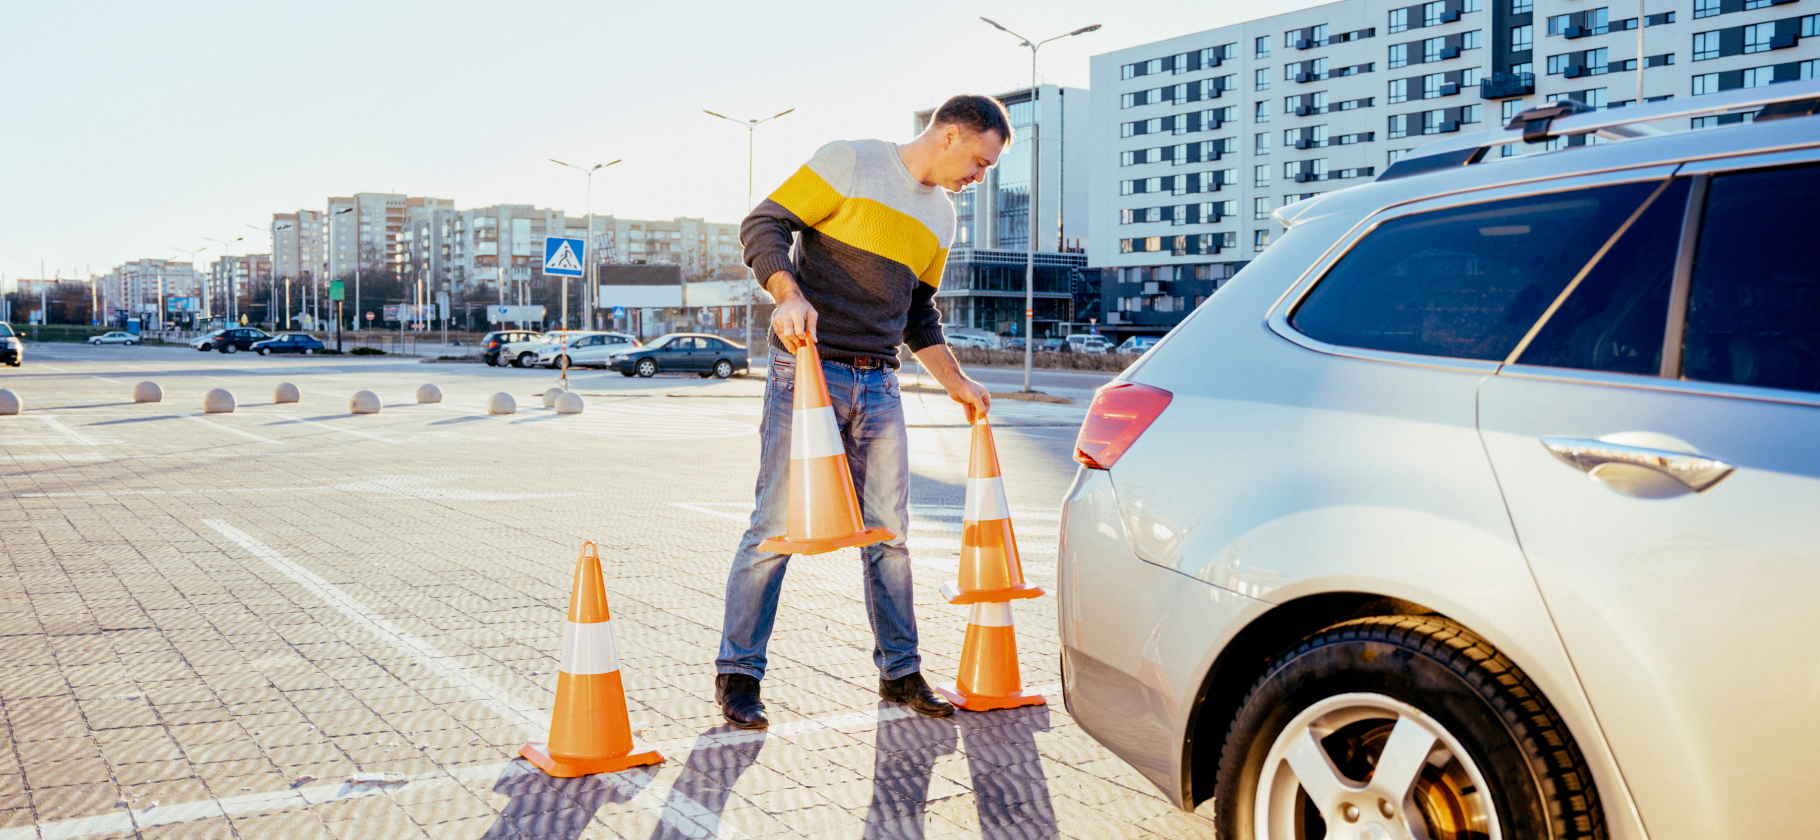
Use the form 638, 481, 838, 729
1291, 180, 1664, 361
1680, 163, 1820, 395
1515, 178, 1690, 376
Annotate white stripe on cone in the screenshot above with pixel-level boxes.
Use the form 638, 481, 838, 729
969, 602, 1014, 627
791, 406, 844, 460
964, 475, 1010, 522
560, 620, 621, 675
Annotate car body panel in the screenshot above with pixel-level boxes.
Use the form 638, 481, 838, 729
611, 334, 748, 375
1479, 372, 1820, 839
91, 332, 137, 345
251, 334, 323, 354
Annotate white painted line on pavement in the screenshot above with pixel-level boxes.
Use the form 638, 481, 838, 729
33, 364, 70, 372
198, 520, 740, 839
90, 376, 124, 384
671, 502, 746, 521
37, 416, 99, 446
183, 415, 279, 443
271, 413, 395, 443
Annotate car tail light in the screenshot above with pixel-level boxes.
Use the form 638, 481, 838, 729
1074, 382, 1173, 470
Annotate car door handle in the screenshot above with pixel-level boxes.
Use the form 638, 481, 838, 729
1540, 437, 1735, 493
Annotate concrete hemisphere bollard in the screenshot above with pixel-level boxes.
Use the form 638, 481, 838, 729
542, 387, 565, 408
554, 391, 584, 415
203, 388, 236, 414
350, 390, 382, 415
416, 383, 442, 404
486, 392, 516, 415
0, 388, 19, 416
273, 382, 301, 404
132, 381, 163, 403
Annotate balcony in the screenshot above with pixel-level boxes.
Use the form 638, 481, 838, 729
1441, 9, 1462, 22
1480, 71, 1535, 98
1440, 45, 1462, 59
1564, 64, 1588, 78
1439, 82, 1460, 96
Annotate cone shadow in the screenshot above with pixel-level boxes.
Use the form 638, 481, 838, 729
477, 763, 641, 840
961, 705, 1058, 840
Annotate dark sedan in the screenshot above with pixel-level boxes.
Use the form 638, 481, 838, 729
209, 328, 272, 353
612, 333, 749, 379
251, 333, 324, 355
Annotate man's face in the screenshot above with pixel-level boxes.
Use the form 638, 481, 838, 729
935, 126, 1007, 192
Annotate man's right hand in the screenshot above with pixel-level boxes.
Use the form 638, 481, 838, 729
767, 271, 818, 351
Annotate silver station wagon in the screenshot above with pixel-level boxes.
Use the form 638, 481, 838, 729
1060, 81, 1820, 840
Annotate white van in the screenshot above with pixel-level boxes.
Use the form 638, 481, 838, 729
1065, 334, 1113, 355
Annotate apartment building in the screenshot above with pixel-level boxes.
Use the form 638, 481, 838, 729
96, 259, 205, 327
912, 85, 1093, 337
323, 193, 454, 283
206, 254, 272, 324
1088, 0, 1819, 341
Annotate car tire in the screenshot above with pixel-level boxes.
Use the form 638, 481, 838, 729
636, 358, 657, 378
257, 347, 269, 356
223, 344, 238, 354
553, 355, 571, 369
517, 352, 538, 368
1214, 614, 1603, 840
620, 369, 636, 377
483, 356, 497, 366
713, 360, 734, 379
127, 340, 139, 346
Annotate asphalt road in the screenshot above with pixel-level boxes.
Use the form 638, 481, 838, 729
0, 342, 1214, 840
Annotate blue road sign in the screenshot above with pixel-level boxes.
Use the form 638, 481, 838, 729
611, 306, 626, 318
543, 237, 586, 278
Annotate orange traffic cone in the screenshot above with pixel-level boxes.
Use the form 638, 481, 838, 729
934, 601, 1045, 711
757, 340, 895, 555
941, 415, 1044, 605
520, 543, 663, 777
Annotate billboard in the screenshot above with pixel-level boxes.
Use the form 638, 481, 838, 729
597, 264, 683, 308
487, 305, 546, 324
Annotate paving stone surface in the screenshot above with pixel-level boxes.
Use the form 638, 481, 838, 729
0, 343, 1218, 839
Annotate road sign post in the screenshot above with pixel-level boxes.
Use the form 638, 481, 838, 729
543, 236, 586, 386
329, 281, 345, 352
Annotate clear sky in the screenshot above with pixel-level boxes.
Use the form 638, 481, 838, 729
0, 0, 1329, 289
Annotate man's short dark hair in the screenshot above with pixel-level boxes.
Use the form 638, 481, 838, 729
932, 95, 1013, 146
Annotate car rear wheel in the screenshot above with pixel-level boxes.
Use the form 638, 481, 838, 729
517, 351, 538, 368
223, 344, 238, 354
1215, 615, 1603, 840
483, 356, 497, 366
713, 360, 734, 379
635, 358, 657, 378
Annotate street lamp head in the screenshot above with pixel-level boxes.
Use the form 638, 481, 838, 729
1070, 24, 1103, 36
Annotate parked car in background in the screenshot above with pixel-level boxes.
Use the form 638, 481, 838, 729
190, 329, 227, 351
480, 330, 540, 366
502, 331, 599, 368
611, 333, 748, 378
0, 323, 20, 366
943, 326, 1002, 350
1065, 334, 1113, 355
1038, 338, 1069, 353
88, 331, 141, 346
1115, 336, 1159, 355
251, 333, 324, 355
534, 332, 639, 369
1060, 89, 1820, 838
207, 328, 271, 354
946, 334, 993, 351
1002, 337, 1027, 352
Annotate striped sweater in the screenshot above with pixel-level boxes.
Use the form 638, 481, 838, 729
742, 139, 953, 366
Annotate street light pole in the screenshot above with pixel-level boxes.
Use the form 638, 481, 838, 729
550, 158, 622, 332
705, 107, 794, 353
204, 236, 244, 325
173, 246, 208, 330
980, 18, 1100, 393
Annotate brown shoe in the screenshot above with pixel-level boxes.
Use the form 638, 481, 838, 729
715, 673, 769, 729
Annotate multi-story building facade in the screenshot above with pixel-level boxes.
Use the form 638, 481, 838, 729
270, 210, 324, 327
97, 259, 205, 328
1088, 0, 1819, 341
913, 85, 1092, 338
206, 254, 272, 324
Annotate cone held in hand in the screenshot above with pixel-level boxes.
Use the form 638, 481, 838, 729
520, 542, 662, 777
935, 601, 1045, 711
758, 340, 895, 555
941, 415, 1044, 605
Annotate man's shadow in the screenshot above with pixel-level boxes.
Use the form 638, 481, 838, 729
649, 728, 767, 840
864, 705, 959, 839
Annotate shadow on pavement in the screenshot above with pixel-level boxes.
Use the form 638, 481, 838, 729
961, 704, 1058, 840
476, 762, 643, 840
648, 728, 767, 840
864, 704, 958, 839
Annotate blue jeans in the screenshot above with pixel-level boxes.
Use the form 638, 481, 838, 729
717, 353, 920, 681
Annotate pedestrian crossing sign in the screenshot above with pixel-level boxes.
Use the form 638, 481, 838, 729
543, 237, 586, 278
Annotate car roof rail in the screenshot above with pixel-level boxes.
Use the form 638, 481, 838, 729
1379, 78, 1820, 182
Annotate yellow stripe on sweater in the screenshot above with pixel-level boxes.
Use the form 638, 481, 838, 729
918, 247, 948, 289
770, 165, 844, 228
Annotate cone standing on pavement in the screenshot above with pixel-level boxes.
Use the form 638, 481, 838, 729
934, 416, 1047, 712
521, 542, 662, 777
757, 339, 895, 556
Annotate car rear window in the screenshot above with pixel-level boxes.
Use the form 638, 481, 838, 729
1681, 162, 1820, 394
0, 324, 14, 337
1291, 180, 1664, 361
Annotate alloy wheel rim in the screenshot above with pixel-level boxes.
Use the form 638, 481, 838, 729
1256, 692, 1498, 840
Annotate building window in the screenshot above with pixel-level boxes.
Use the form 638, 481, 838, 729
1744, 0, 1772, 8
1423, 1, 1446, 27
1693, 0, 1720, 17
1512, 0, 1532, 13
1502, 98, 1526, 121
1744, 22, 1776, 53
1389, 78, 1409, 103
1255, 164, 1271, 186
1547, 14, 1571, 35
1254, 197, 1272, 219
1388, 148, 1410, 165
1254, 229, 1271, 251
1511, 24, 1533, 51
1422, 72, 1446, 98
1804, 14, 1820, 37
1742, 65, 1777, 87
1464, 29, 1481, 49
1390, 43, 1409, 68
1390, 8, 1409, 33
1255, 68, 1272, 90
1389, 113, 1410, 138
1255, 132, 1272, 153
1255, 100, 1271, 122
1512, 61, 1533, 76
1256, 35, 1272, 57
1423, 37, 1446, 62
1645, 53, 1676, 67
1693, 31, 1720, 61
